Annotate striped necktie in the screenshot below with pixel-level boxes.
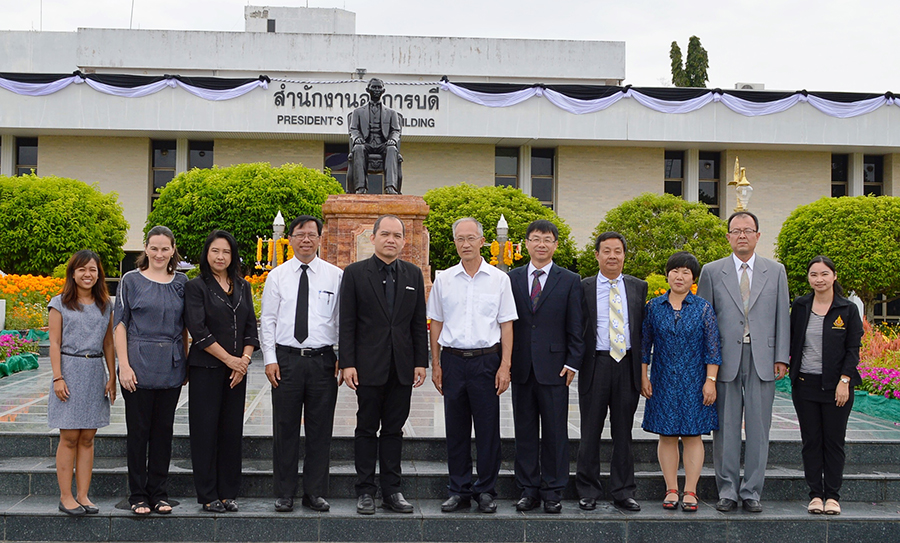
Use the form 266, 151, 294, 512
609, 279, 626, 362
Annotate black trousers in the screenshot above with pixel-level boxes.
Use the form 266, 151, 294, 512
122, 386, 181, 506
512, 371, 570, 502
189, 365, 247, 504
792, 373, 853, 501
576, 351, 639, 501
354, 365, 412, 497
271, 346, 338, 499
442, 349, 501, 498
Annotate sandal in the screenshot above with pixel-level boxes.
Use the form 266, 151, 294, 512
131, 501, 151, 515
681, 491, 698, 512
808, 497, 824, 514
662, 489, 680, 510
152, 500, 173, 515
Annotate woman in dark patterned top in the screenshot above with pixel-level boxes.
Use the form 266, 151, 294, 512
641, 252, 722, 512
184, 230, 259, 513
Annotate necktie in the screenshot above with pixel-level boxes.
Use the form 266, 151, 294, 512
530, 269, 544, 311
294, 264, 309, 344
608, 279, 626, 362
740, 262, 750, 337
384, 263, 396, 317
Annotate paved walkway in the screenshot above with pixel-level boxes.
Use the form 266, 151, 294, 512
2, 356, 899, 441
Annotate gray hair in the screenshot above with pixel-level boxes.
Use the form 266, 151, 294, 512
452, 217, 484, 238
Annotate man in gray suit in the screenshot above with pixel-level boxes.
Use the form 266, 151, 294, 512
696, 211, 790, 513
348, 78, 402, 194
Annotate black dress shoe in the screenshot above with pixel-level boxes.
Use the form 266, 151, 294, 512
77, 501, 99, 514
59, 501, 86, 516
301, 494, 330, 512
614, 497, 641, 511
221, 499, 238, 512
385, 185, 400, 195
742, 499, 763, 513
274, 497, 294, 512
476, 493, 497, 514
441, 495, 471, 512
715, 498, 737, 512
356, 494, 376, 515
203, 500, 226, 513
515, 496, 540, 511
383, 492, 414, 513
543, 500, 562, 514
578, 497, 597, 511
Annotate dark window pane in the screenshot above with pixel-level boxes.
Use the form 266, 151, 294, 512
698, 151, 719, 179
864, 155, 883, 184
153, 170, 175, 190
707, 206, 721, 217
831, 154, 849, 182
531, 148, 554, 176
699, 181, 718, 205
874, 302, 883, 316
665, 151, 684, 179
152, 140, 177, 167
189, 141, 214, 169
495, 155, 518, 176
665, 180, 683, 197
325, 152, 349, 172
887, 297, 900, 317
267, 19, 276, 32
831, 183, 847, 197
532, 177, 553, 202
495, 176, 517, 188
864, 184, 883, 197
17, 145, 37, 166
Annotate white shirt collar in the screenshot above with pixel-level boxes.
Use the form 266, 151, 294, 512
527, 261, 553, 276
453, 258, 491, 278
732, 252, 756, 273
290, 255, 320, 273
598, 272, 624, 285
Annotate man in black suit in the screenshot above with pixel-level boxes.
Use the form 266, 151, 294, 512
348, 78, 403, 194
575, 231, 647, 512
339, 214, 428, 515
509, 220, 584, 514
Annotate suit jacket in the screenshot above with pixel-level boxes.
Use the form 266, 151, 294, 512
696, 254, 790, 382
579, 274, 647, 394
509, 263, 585, 385
338, 255, 427, 387
349, 103, 402, 144
789, 293, 863, 389
184, 275, 259, 368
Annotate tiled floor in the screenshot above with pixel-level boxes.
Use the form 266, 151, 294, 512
2, 358, 899, 441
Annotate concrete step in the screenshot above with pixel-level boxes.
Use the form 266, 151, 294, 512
0, 496, 897, 542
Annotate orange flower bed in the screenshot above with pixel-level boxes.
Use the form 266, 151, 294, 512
0, 274, 64, 306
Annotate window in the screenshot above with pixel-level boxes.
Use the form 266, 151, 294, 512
494, 147, 518, 188
664, 151, 685, 197
831, 154, 849, 197
189, 141, 214, 170
324, 143, 349, 191
531, 148, 555, 209
864, 155, 883, 196
15, 137, 38, 176
698, 151, 720, 216
151, 140, 176, 205
267, 19, 276, 32
873, 294, 900, 324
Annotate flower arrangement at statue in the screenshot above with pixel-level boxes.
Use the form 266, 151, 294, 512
489, 240, 523, 267
255, 237, 293, 270
489, 240, 500, 266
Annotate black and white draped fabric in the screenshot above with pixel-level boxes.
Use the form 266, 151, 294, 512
0, 72, 269, 101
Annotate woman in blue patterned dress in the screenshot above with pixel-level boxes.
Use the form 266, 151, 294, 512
641, 252, 721, 512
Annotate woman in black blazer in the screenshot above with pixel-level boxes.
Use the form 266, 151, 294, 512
184, 230, 259, 513
789, 255, 862, 516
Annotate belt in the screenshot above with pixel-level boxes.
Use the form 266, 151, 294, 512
443, 344, 500, 358
595, 350, 631, 358
276, 344, 334, 357
60, 352, 103, 359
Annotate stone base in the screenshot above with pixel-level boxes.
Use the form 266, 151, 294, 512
320, 194, 431, 293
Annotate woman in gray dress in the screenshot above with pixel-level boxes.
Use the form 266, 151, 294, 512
49, 250, 116, 516
114, 226, 189, 515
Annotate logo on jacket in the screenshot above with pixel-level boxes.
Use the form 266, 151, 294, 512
832, 315, 845, 329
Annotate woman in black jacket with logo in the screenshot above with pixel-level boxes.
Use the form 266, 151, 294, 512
789, 255, 862, 516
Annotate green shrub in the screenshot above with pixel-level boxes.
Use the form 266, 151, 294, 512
0, 174, 128, 276
423, 183, 576, 272
145, 163, 344, 268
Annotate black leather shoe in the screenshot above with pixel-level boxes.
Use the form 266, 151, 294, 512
742, 499, 763, 513
578, 497, 597, 511
274, 497, 294, 512
715, 498, 737, 512
301, 494, 330, 512
476, 493, 497, 514
356, 494, 376, 515
383, 492, 414, 513
203, 500, 226, 513
385, 185, 400, 195
59, 501, 86, 516
515, 496, 540, 511
614, 497, 641, 511
221, 499, 238, 512
441, 495, 471, 512
543, 500, 562, 514
77, 501, 99, 515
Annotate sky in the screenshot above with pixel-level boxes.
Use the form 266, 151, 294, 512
2, 0, 897, 93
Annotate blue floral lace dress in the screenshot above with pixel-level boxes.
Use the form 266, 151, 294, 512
641, 292, 722, 436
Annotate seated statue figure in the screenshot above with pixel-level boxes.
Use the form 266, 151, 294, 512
347, 78, 403, 194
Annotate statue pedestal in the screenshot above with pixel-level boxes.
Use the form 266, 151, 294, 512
320, 194, 432, 293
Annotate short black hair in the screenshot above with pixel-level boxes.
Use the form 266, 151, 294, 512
727, 211, 759, 231
374, 214, 405, 236
665, 251, 700, 279
594, 231, 627, 253
199, 229, 242, 282
525, 220, 558, 241
288, 215, 323, 236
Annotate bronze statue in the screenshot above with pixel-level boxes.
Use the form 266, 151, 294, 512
348, 78, 403, 194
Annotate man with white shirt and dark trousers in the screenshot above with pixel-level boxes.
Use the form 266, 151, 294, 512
260, 215, 343, 513
427, 217, 518, 514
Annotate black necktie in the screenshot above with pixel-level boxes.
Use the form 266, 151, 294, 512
294, 264, 309, 343
384, 263, 396, 317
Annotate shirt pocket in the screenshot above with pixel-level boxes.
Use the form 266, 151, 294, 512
477, 292, 501, 319
313, 289, 337, 319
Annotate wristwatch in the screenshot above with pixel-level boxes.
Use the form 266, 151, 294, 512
706, 376, 716, 382
840, 377, 850, 384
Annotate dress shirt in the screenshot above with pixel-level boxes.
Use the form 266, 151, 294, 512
731, 252, 756, 289
427, 258, 518, 349
260, 256, 343, 366
595, 273, 631, 351
526, 261, 552, 291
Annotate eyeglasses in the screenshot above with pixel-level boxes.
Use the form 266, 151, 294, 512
728, 229, 757, 236
454, 236, 481, 244
290, 233, 320, 240
527, 237, 557, 245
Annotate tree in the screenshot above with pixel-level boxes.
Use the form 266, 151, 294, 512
776, 196, 900, 322
423, 183, 576, 272
670, 36, 709, 88
145, 163, 344, 269
0, 174, 128, 276
577, 193, 731, 279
